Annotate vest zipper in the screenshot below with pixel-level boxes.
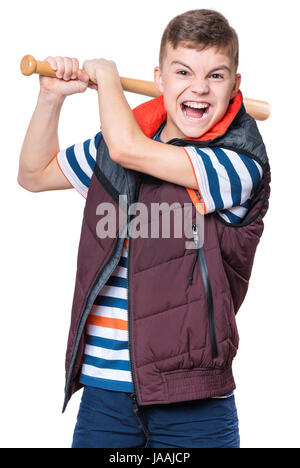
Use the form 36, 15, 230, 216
127, 236, 139, 402
190, 224, 218, 359
189, 225, 200, 285
127, 175, 142, 404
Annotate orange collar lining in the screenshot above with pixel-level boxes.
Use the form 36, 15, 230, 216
132, 90, 243, 142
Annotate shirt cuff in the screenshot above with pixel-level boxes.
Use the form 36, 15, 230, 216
183, 147, 211, 214
56, 150, 87, 199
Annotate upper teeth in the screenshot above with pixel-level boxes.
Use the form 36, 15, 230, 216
183, 102, 209, 109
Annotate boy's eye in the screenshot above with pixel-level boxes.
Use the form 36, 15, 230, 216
210, 73, 224, 79
176, 70, 189, 76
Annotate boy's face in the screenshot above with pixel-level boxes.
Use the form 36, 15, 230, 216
154, 43, 241, 141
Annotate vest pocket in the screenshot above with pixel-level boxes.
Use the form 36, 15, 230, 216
189, 224, 218, 359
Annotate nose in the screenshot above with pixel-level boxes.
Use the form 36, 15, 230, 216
190, 77, 209, 95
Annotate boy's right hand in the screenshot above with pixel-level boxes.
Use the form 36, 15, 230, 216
39, 56, 90, 98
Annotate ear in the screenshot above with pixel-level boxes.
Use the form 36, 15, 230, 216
154, 66, 164, 94
230, 73, 242, 100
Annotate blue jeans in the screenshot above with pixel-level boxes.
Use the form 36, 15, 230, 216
72, 386, 240, 448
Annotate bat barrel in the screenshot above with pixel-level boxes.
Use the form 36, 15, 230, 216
243, 98, 271, 122
120, 77, 161, 98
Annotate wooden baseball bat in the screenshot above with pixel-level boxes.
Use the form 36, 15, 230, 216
20, 55, 271, 121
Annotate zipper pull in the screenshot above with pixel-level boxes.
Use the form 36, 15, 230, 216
192, 224, 200, 248
189, 225, 200, 285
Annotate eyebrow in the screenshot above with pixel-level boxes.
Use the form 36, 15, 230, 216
170, 60, 231, 74
209, 65, 231, 74
170, 60, 194, 71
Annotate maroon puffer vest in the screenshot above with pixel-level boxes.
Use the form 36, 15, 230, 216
62, 91, 271, 412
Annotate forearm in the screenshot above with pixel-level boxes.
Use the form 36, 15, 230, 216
18, 90, 65, 185
96, 69, 144, 158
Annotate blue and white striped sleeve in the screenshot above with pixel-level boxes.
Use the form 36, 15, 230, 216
185, 146, 264, 223
56, 132, 102, 199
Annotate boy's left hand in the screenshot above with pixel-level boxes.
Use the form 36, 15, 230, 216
81, 59, 119, 90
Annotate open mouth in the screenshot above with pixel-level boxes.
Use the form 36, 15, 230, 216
181, 101, 211, 121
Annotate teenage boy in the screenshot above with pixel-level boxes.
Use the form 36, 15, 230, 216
18, 9, 271, 448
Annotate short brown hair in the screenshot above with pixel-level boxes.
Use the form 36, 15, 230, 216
159, 9, 239, 72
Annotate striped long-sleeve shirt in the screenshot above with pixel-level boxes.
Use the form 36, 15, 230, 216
56, 128, 263, 394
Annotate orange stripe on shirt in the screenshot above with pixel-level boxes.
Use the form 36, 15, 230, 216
186, 188, 206, 215
182, 147, 207, 215
87, 315, 128, 331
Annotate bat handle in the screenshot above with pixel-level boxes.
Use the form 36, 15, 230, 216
21, 55, 53, 77
20, 55, 159, 96
20, 54, 96, 86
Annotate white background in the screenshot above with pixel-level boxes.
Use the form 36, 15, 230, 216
1, 0, 299, 448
